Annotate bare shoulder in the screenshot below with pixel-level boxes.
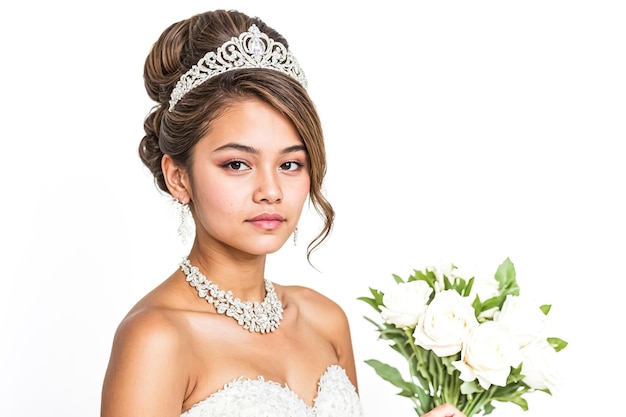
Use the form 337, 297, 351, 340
281, 284, 349, 326
101, 294, 189, 416
113, 303, 184, 354
108, 274, 193, 357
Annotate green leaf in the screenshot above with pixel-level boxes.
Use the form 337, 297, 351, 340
479, 293, 507, 312
540, 304, 552, 315
357, 297, 380, 312
379, 326, 409, 341
447, 275, 472, 295
362, 315, 384, 331
482, 401, 496, 415
392, 273, 405, 284
462, 277, 475, 297
357, 287, 386, 312
494, 257, 520, 296
364, 359, 420, 397
548, 337, 568, 352
409, 269, 437, 292
506, 364, 523, 384
507, 396, 529, 411
372, 287, 385, 305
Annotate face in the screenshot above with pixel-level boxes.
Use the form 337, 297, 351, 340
187, 98, 310, 256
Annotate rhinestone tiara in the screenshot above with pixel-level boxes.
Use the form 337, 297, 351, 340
168, 24, 308, 111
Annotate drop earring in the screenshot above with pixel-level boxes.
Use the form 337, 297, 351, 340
177, 198, 193, 244
293, 227, 298, 246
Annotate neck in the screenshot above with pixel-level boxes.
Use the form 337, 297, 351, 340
186, 245, 268, 301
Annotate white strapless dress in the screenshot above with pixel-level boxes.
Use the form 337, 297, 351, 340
180, 364, 363, 417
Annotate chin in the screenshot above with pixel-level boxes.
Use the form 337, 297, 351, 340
255, 244, 287, 255
248, 237, 290, 255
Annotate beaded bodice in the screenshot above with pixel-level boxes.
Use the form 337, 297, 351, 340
180, 365, 363, 417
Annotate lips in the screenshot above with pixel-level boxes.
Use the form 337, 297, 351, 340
247, 213, 285, 230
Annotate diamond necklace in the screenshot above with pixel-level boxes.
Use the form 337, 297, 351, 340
179, 256, 283, 333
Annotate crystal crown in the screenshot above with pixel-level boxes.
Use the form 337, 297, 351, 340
169, 24, 308, 111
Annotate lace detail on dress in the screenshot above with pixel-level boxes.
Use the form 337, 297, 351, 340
180, 364, 363, 417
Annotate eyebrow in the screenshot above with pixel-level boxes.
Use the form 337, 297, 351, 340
213, 143, 307, 154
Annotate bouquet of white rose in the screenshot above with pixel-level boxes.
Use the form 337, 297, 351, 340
359, 258, 567, 417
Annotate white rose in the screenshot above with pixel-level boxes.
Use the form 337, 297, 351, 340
413, 290, 478, 357
494, 294, 547, 348
520, 338, 562, 392
453, 321, 522, 389
469, 275, 500, 302
380, 280, 433, 328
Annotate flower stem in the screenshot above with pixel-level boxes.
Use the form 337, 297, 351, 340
404, 328, 434, 411
462, 385, 496, 417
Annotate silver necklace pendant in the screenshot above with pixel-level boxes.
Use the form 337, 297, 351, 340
179, 257, 283, 333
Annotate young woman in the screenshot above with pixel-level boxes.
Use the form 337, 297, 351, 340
100, 9, 466, 417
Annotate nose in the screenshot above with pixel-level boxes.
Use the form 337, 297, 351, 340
253, 168, 282, 204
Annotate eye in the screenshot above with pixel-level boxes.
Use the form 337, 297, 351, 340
222, 160, 251, 171
279, 161, 304, 172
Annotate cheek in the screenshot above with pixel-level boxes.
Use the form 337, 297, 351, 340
193, 179, 242, 217
297, 175, 311, 198
193, 189, 245, 235
299, 179, 311, 200
292, 182, 311, 211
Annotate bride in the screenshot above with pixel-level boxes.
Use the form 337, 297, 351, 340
100, 8, 465, 417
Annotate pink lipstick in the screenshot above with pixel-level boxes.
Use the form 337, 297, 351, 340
247, 213, 285, 230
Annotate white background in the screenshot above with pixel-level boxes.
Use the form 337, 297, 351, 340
1, 0, 624, 416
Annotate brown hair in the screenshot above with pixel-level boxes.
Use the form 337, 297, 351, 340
138, 9, 334, 261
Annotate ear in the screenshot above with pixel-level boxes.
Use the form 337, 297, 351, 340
162, 154, 191, 203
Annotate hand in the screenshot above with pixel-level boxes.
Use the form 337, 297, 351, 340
421, 404, 466, 417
